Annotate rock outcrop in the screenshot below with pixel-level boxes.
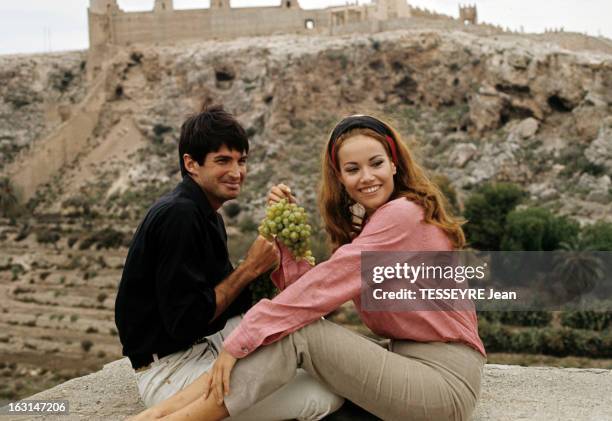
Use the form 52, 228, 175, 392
9, 359, 612, 421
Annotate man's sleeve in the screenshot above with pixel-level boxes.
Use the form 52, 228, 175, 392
153, 205, 218, 343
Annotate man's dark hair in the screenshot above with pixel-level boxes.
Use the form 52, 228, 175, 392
178, 104, 249, 178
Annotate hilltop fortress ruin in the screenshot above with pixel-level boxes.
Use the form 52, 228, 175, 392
87, 0, 482, 73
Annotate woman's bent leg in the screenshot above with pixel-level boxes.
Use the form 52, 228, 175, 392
230, 369, 344, 421
224, 319, 484, 421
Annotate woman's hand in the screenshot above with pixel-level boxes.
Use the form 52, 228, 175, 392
267, 183, 296, 205
205, 349, 238, 405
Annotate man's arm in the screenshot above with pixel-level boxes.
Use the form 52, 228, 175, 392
211, 235, 278, 321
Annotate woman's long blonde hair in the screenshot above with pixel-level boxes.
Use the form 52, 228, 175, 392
318, 116, 465, 251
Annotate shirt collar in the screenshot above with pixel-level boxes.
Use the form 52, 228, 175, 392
180, 176, 216, 217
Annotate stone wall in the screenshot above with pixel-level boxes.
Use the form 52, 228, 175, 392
108, 8, 329, 46
86, 0, 418, 61
4, 70, 107, 201
7, 358, 612, 420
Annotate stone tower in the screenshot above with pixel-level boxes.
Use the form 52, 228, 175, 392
154, 0, 174, 12
89, 0, 119, 15
210, 0, 230, 9
459, 4, 478, 25
374, 0, 411, 20
87, 0, 119, 79
281, 0, 298, 8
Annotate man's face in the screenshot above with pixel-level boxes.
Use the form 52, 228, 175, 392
185, 145, 247, 210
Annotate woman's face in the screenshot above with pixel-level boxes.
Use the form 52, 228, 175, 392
337, 134, 397, 215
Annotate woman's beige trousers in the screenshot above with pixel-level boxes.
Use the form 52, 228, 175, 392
225, 318, 485, 421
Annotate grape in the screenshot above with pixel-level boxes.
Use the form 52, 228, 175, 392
258, 198, 316, 265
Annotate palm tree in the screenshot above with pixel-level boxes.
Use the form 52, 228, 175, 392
552, 238, 605, 305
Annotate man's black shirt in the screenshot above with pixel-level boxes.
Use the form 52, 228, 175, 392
115, 176, 251, 368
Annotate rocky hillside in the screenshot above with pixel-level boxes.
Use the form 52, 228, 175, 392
0, 51, 88, 170
0, 28, 611, 399
3, 30, 612, 223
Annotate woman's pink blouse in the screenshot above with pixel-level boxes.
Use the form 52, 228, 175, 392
224, 198, 486, 358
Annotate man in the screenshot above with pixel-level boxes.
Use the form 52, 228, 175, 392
115, 105, 343, 419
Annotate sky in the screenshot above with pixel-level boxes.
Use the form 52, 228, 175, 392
0, 0, 610, 55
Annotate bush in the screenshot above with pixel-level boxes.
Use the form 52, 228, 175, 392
153, 123, 172, 137
238, 217, 258, 233
431, 174, 460, 215
35, 229, 61, 245
79, 227, 126, 250
80, 339, 93, 352
0, 177, 21, 218
62, 195, 92, 217
502, 207, 579, 251
478, 320, 612, 358
464, 183, 525, 250
581, 221, 612, 251
478, 319, 513, 350
224, 202, 242, 219
561, 310, 612, 331
479, 311, 552, 327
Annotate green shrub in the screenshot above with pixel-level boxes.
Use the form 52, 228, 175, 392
0, 177, 21, 218
581, 221, 612, 251
561, 310, 612, 331
238, 217, 258, 233
510, 329, 543, 354
477, 319, 513, 350
464, 183, 526, 250
153, 124, 172, 137
502, 208, 579, 251
558, 144, 606, 177
478, 320, 612, 358
224, 202, 242, 219
35, 229, 61, 245
431, 174, 460, 215
80, 339, 93, 352
62, 195, 92, 216
481, 311, 553, 327
79, 227, 126, 250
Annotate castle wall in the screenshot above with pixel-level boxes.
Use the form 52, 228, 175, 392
89, 2, 497, 52
324, 16, 503, 38
6, 71, 108, 201
107, 7, 330, 46
88, 10, 110, 49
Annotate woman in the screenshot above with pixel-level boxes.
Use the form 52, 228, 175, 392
133, 115, 486, 421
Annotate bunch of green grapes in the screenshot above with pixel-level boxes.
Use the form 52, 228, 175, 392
258, 199, 315, 265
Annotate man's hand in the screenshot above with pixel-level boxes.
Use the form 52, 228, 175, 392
205, 349, 237, 405
267, 183, 296, 204
244, 235, 279, 276
212, 238, 278, 322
